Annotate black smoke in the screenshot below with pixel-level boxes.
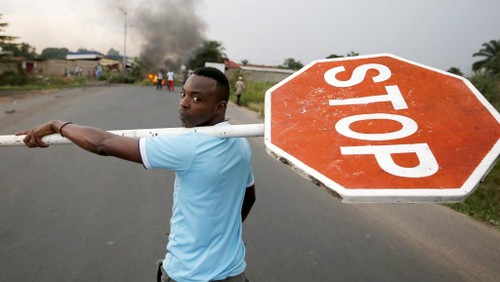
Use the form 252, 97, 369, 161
110, 0, 206, 71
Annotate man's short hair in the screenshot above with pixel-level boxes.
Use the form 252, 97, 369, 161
193, 67, 230, 102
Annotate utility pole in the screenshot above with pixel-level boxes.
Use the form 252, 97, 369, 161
119, 7, 128, 71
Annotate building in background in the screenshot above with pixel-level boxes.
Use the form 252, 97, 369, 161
224, 59, 294, 83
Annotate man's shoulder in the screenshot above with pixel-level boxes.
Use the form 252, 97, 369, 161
144, 133, 197, 148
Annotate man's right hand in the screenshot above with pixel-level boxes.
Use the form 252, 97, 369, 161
15, 120, 67, 148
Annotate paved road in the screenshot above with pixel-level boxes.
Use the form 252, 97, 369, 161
0, 85, 499, 281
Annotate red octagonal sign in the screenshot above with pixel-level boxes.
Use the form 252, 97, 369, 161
264, 54, 500, 203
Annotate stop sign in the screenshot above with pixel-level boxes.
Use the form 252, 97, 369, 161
264, 54, 500, 203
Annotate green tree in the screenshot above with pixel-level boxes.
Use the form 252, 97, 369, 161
326, 54, 342, 59
130, 57, 146, 80
77, 48, 95, 53
3, 42, 37, 59
40, 47, 69, 60
281, 58, 304, 70
326, 51, 359, 59
0, 14, 18, 48
241, 59, 249, 66
185, 40, 227, 70
0, 15, 36, 59
470, 71, 500, 109
107, 48, 120, 56
447, 67, 463, 77
346, 51, 359, 57
472, 39, 500, 75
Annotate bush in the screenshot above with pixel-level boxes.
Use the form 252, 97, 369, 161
470, 72, 499, 108
0, 70, 28, 86
0, 73, 88, 91
107, 72, 137, 84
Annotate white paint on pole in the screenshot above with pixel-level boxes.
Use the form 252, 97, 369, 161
0, 124, 265, 147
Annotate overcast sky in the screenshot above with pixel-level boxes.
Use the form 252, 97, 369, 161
2, 0, 499, 75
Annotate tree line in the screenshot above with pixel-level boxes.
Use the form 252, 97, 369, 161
3, 11, 497, 77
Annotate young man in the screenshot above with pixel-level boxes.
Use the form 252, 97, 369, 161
157, 69, 164, 90
16, 67, 256, 282
167, 70, 175, 91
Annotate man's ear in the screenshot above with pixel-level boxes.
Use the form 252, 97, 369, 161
215, 100, 227, 114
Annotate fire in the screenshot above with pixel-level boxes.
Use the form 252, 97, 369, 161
147, 73, 165, 85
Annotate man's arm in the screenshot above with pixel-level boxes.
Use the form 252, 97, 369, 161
241, 184, 256, 222
15, 120, 142, 164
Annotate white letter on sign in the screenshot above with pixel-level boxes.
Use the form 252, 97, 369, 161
335, 113, 418, 141
328, 85, 408, 110
324, 63, 391, 87
340, 143, 439, 178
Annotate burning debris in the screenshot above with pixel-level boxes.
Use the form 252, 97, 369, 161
147, 73, 165, 85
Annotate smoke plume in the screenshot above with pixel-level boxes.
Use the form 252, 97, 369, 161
110, 0, 206, 71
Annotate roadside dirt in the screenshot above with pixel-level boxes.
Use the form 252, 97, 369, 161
0, 86, 111, 133
0, 89, 61, 104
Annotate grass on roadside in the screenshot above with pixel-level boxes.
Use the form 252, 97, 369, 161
447, 161, 500, 230
229, 78, 275, 118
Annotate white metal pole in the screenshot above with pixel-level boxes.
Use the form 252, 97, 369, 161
0, 124, 265, 147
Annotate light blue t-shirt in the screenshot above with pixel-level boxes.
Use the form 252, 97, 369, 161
139, 122, 254, 282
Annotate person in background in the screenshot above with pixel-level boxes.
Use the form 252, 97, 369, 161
95, 63, 103, 79
183, 69, 194, 85
157, 69, 164, 90
167, 70, 175, 91
234, 76, 246, 106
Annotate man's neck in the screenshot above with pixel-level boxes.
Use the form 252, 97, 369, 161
198, 116, 225, 127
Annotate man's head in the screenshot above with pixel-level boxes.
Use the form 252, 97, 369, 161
193, 67, 230, 101
179, 67, 230, 128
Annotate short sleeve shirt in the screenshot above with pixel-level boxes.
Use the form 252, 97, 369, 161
139, 122, 254, 282
167, 71, 174, 81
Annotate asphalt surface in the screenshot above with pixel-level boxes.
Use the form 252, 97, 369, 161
0, 85, 499, 282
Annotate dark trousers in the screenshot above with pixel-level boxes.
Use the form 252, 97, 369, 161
157, 260, 249, 282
